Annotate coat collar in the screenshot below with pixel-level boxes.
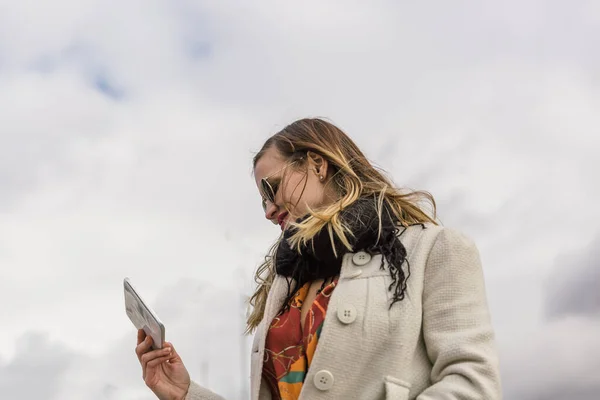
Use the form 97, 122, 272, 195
262, 250, 386, 322
260, 224, 428, 333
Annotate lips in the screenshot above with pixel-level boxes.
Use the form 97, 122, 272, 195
277, 212, 289, 229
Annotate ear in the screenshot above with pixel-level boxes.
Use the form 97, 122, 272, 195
306, 151, 329, 179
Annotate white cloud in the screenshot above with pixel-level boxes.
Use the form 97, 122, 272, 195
0, 0, 598, 398
48, 279, 252, 400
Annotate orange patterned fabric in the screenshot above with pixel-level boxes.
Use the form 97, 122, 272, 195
262, 277, 339, 400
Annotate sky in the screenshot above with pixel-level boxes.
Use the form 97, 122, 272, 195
1, 1, 599, 399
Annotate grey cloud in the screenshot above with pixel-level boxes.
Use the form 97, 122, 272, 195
544, 234, 600, 319
507, 375, 600, 400
506, 382, 600, 400
0, 332, 77, 399
534, 384, 600, 400
499, 316, 600, 400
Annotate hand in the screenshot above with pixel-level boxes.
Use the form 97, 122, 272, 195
135, 329, 191, 400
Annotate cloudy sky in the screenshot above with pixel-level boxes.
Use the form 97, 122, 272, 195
1, 1, 599, 399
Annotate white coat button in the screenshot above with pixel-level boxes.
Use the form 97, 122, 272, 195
314, 370, 334, 391
352, 251, 371, 266
337, 304, 357, 324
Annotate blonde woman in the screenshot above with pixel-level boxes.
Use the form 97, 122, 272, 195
134, 118, 502, 400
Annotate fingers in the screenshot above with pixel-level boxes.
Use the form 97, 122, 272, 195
146, 352, 173, 369
137, 328, 146, 345
163, 342, 178, 358
135, 334, 153, 361
141, 346, 173, 376
140, 346, 171, 365
135, 332, 182, 381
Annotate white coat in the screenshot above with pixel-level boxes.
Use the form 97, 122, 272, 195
186, 223, 502, 399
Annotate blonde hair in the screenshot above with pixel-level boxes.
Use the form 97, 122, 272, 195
247, 118, 437, 333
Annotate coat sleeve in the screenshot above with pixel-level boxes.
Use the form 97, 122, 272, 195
417, 228, 502, 399
184, 380, 227, 400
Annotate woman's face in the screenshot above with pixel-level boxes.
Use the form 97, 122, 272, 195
254, 147, 332, 230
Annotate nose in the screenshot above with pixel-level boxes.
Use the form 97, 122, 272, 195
264, 202, 279, 224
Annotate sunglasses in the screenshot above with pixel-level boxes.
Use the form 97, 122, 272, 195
260, 178, 279, 211
260, 159, 302, 212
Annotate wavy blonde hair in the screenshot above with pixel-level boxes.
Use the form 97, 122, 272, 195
246, 118, 438, 333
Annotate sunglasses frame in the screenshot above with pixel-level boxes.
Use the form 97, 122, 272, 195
260, 158, 303, 212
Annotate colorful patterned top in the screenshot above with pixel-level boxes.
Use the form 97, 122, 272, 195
262, 277, 339, 400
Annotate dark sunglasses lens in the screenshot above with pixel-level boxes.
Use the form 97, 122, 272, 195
261, 179, 275, 203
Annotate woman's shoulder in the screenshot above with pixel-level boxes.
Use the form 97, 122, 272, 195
399, 222, 478, 258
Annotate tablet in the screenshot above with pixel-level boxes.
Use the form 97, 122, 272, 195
124, 277, 165, 350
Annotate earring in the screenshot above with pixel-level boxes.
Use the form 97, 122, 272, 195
319, 175, 324, 181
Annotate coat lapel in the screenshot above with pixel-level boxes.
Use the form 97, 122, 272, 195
263, 275, 294, 325
250, 274, 296, 400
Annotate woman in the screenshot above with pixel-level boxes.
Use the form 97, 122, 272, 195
134, 118, 502, 399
